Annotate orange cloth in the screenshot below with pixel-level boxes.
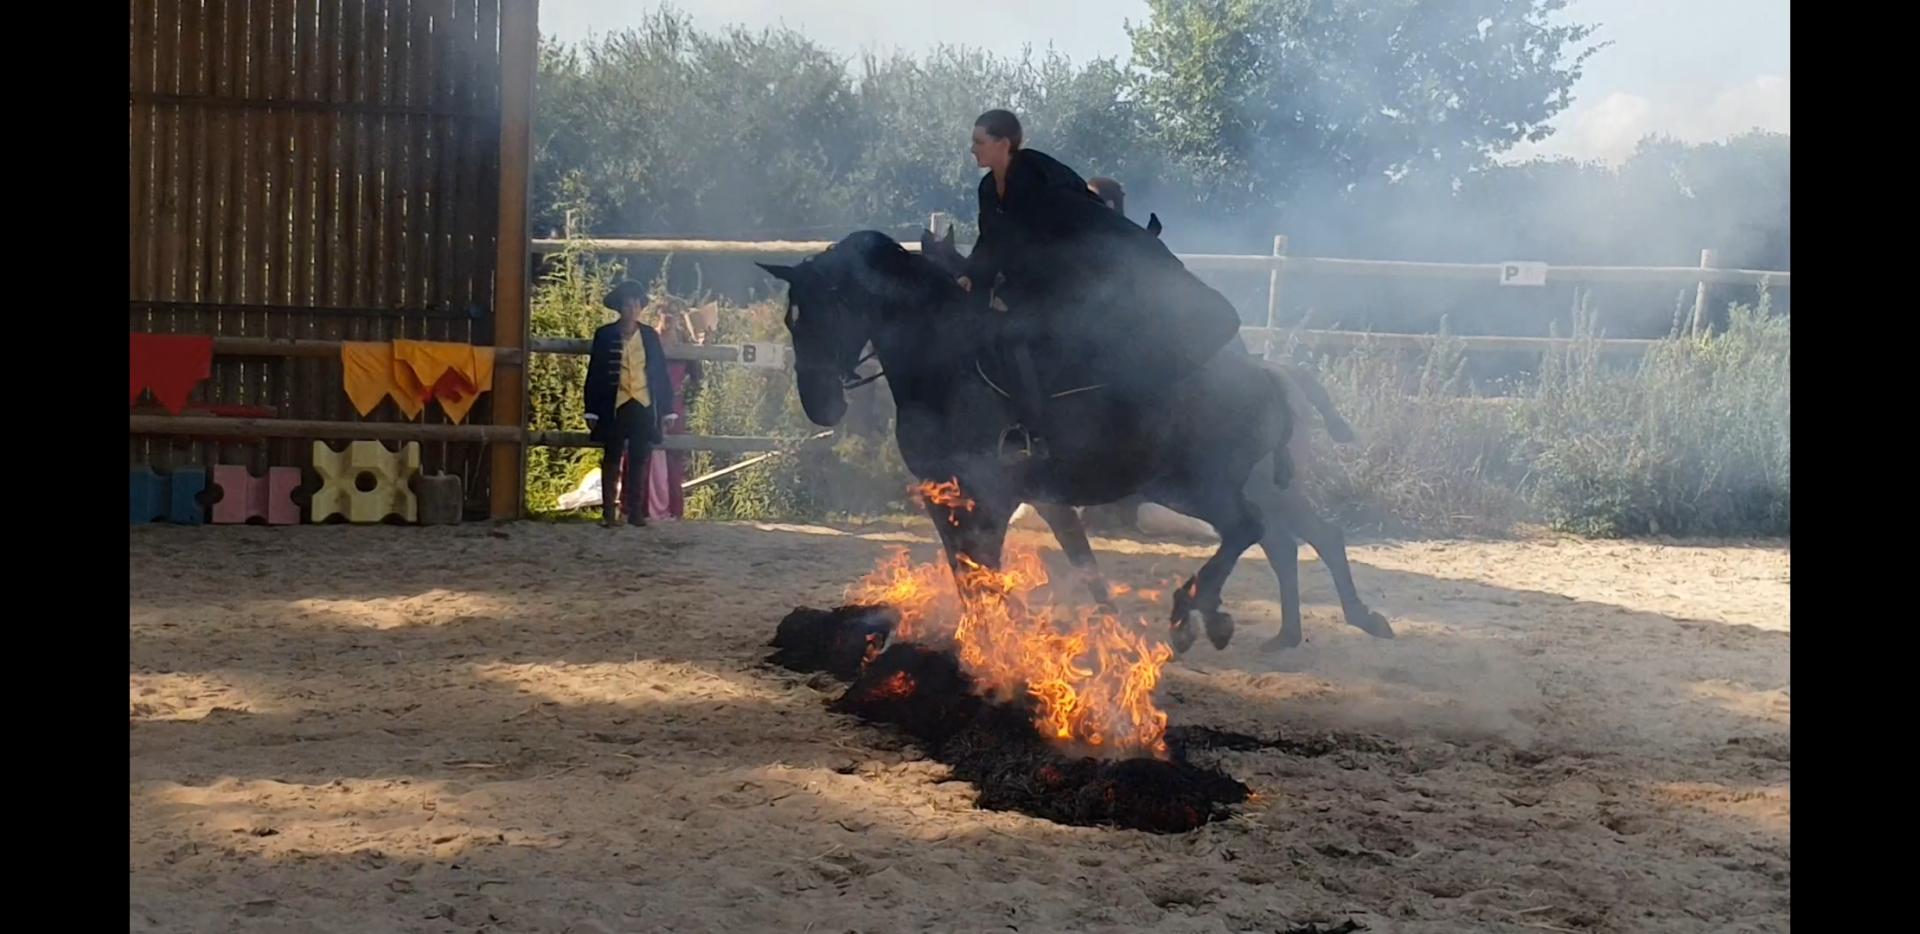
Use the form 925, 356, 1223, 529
431, 347, 494, 424
340, 342, 425, 419
340, 340, 494, 424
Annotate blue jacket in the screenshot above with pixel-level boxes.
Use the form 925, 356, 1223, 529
584, 321, 675, 443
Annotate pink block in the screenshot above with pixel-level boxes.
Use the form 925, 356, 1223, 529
211, 466, 304, 525
211, 465, 256, 524
266, 467, 301, 525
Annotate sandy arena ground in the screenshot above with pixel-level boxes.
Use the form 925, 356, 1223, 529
130, 521, 1789, 933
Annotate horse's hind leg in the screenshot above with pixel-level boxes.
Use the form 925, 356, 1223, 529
1031, 503, 1114, 609
1271, 486, 1393, 642
1164, 491, 1265, 654
1257, 521, 1307, 650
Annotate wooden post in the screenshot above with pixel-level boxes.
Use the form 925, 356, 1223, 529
1263, 234, 1289, 358
489, 0, 538, 521
929, 211, 949, 237
1690, 248, 1718, 337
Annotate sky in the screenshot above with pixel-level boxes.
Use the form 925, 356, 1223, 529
541, 0, 1789, 166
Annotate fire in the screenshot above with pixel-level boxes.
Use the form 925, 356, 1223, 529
846, 542, 1174, 759
916, 479, 976, 526
871, 671, 917, 701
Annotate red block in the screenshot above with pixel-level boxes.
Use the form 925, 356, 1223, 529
211, 466, 303, 525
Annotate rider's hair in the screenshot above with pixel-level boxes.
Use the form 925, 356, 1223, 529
973, 109, 1023, 149
1087, 176, 1126, 216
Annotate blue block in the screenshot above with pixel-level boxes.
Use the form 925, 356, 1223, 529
168, 468, 207, 525
130, 467, 163, 525
130, 466, 209, 525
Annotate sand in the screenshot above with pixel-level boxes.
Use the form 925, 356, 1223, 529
130, 521, 1789, 933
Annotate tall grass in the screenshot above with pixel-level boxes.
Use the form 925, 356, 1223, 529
1515, 294, 1790, 537
1290, 293, 1790, 538
524, 239, 616, 515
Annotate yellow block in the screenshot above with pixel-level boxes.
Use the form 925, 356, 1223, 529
311, 440, 422, 524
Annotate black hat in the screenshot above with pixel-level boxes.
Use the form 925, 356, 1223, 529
602, 279, 648, 312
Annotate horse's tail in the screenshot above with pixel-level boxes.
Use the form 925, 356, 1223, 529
1281, 365, 1357, 444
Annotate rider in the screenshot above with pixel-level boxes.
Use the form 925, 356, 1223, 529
959, 109, 1242, 461
1086, 176, 1126, 216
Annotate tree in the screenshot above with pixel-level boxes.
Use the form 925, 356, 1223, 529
1128, 0, 1602, 224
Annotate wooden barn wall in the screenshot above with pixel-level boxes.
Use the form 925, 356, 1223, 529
130, 0, 505, 514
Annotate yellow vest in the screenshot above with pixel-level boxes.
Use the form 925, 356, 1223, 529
617, 328, 651, 408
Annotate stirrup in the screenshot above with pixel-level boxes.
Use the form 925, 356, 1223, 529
998, 424, 1047, 463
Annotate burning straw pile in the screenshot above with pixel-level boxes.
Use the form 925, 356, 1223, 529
768, 527, 1250, 833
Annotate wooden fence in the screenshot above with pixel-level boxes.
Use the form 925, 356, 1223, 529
533, 226, 1791, 358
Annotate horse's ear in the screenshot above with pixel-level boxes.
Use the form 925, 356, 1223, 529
940, 226, 955, 247
1146, 213, 1163, 238
757, 262, 794, 283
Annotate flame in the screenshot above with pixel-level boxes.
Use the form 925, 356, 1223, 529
916, 479, 976, 526
846, 540, 1174, 759
870, 671, 917, 701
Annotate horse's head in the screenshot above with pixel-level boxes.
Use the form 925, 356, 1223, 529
756, 257, 862, 426
762, 231, 958, 425
756, 232, 916, 426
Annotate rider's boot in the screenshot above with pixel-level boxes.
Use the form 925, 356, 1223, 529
1000, 341, 1051, 465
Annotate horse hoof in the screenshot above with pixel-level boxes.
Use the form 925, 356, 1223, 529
1352, 609, 1394, 639
1261, 628, 1303, 652
1170, 611, 1201, 655
1204, 610, 1235, 650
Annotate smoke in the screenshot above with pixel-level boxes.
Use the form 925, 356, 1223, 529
537, 3, 1787, 339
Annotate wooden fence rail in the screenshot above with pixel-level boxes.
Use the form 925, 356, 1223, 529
534, 232, 1790, 350
531, 236, 1790, 289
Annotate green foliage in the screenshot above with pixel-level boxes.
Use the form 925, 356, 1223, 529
1128, 0, 1600, 209
1286, 297, 1790, 539
1516, 295, 1791, 537
524, 235, 622, 515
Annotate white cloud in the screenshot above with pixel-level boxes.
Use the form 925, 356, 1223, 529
1509, 72, 1790, 165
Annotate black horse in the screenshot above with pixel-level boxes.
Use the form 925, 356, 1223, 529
765, 230, 1325, 653
916, 226, 1392, 649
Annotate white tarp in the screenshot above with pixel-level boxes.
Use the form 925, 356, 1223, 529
556, 468, 603, 511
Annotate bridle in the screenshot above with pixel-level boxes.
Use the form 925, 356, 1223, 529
789, 284, 884, 391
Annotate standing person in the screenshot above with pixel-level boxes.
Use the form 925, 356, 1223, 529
584, 280, 674, 528
645, 309, 704, 520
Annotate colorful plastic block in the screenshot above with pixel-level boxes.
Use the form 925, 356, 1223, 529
130, 466, 208, 525
310, 440, 421, 524
211, 465, 303, 525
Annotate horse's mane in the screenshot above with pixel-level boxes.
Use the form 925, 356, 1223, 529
821, 230, 963, 305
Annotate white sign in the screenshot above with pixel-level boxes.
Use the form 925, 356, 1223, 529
1499, 261, 1549, 287
738, 341, 787, 370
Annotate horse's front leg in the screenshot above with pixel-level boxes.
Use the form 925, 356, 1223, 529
1029, 503, 1115, 610
919, 477, 1014, 583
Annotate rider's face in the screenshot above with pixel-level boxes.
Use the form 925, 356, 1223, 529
970, 126, 1010, 170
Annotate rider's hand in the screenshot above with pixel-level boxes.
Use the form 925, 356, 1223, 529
956, 276, 972, 292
